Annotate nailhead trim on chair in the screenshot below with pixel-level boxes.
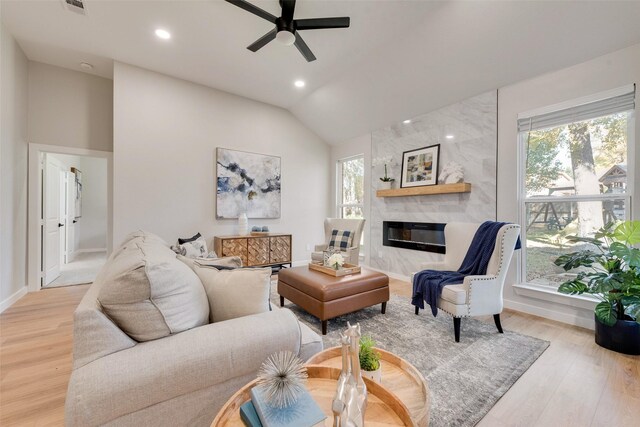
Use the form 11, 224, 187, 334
449, 224, 520, 319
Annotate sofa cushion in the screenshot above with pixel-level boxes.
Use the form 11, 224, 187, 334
185, 263, 271, 322
441, 284, 467, 305
98, 241, 209, 342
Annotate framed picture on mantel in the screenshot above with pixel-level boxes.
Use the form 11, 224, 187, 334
400, 144, 440, 188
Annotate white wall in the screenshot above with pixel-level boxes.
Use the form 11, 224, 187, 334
498, 43, 640, 328
113, 62, 331, 262
49, 153, 108, 252
0, 23, 29, 309
28, 61, 113, 152
330, 133, 372, 263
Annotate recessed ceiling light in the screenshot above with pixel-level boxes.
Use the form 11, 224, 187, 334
403, 119, 411, 124
294, 80, 305, 88
79, 62, 93, 70
155, 29, 171, 40
446, 134, 454, 139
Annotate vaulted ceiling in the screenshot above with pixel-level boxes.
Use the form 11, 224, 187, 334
3, 1, 640, 144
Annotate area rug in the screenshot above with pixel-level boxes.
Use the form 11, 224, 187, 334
270, 287, 549, 427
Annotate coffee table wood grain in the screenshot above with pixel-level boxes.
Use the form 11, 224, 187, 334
211, 365, 414, 427
307, 347, 430, 427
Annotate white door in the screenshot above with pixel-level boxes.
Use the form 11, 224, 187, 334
65, 171, 76, 263
43, 155, 63, 285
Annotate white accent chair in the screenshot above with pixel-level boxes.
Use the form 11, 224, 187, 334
311, 218, 366, 266
410, 222, 521, 342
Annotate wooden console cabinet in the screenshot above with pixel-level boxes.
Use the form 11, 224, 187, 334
213, 233, 292, 268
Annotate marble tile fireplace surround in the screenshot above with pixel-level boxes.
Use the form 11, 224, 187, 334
370, 91, 498, 277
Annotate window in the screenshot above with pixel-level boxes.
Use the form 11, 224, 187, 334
337, 155, 364, 219
518, 86, 635, 289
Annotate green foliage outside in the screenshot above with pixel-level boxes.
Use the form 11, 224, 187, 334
554, 221, 640, 326
359, 335, 381, 371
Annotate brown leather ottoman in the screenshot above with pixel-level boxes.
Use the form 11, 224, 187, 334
278, 266, 390, 335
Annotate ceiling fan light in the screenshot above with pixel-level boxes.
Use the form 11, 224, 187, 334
276, 30, 296, 46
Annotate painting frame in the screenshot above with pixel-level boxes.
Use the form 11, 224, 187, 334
216, 147, 282, 219
400, 144, 440, 188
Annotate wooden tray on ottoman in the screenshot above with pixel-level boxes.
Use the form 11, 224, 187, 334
211, 365, 413, 427
307, 347, 430, 427
309, 261, 361, 277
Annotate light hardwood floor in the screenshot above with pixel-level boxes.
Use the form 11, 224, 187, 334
1, 280, 638, 426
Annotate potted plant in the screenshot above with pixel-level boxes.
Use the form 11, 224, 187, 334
554, 220, 640, 355
359, 335, 382, 383
379, 164, 394, 190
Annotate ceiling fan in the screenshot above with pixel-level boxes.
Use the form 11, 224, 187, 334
225, 0, 350, 62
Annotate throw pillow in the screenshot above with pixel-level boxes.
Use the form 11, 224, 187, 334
98, 240, 210, 342
328, 229, 354, 250
186, 263, 271, 323
178, 232, 202, 245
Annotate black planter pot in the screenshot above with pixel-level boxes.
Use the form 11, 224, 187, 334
594, 314, 640, 355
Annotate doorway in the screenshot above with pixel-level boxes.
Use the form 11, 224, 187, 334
28, 144, 113, 291
41, 153, 108, 287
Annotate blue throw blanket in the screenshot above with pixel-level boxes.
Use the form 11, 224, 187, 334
411, 221, 521, 316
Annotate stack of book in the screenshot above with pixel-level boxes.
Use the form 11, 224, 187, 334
240, 386, 326, 427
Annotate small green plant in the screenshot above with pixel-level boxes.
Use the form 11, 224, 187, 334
379, 164, 394, 182
359, 335, 381, 371
554, 220, 640, 326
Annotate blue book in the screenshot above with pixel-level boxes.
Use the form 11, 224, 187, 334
250, 386, 326, 427
240, 401, 263, 427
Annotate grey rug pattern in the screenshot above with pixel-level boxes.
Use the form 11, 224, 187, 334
270, 289, 549, 427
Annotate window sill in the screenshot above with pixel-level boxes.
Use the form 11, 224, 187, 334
512, 283, 598, 311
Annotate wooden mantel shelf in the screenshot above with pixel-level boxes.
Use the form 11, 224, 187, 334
376, 182, 471, 197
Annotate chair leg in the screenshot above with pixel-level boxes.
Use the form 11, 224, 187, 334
493, 314, 504, 333
453, 317, 461, 342
415, 306, 420, 315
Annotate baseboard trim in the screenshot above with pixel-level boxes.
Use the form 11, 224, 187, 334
0, 286, 28, 313
292, 260, 308, 267
75, 248, 107, 254
503, 298, 595, 330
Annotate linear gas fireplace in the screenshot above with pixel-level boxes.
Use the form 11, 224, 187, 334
383, 221, 446, 254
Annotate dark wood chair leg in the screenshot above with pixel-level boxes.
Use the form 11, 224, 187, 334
279, 296, 285, 307
493, 313, 504, 333
415, 306, 420, 315
321, 320, 328, 336
381, 302, 387, 314
453, 317, 461, 342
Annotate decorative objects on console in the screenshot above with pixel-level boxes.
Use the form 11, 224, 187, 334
238, 212, 249, 235
216, 147, 281, 219
438, 161, 465, 184
400, 144, 440, 188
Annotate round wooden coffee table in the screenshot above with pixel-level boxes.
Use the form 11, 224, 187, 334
307, 347, 430, 427
212, 348, 429, 427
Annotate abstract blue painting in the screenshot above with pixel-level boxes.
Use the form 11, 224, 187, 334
216, 148, 281, 219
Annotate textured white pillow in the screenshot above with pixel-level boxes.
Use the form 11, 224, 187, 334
187, 264, 271, 323
98, 241, 210, 341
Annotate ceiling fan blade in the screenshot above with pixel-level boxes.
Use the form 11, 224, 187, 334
295, 17, 350, 30
294, 33, 316, 62
281, 0, 296, 23
225, 0, 277, 23
247, 28, 277, 52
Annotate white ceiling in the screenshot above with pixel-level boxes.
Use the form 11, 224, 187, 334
3, 1, 640, 145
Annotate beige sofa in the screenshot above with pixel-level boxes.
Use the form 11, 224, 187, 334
65, 232, 322, 426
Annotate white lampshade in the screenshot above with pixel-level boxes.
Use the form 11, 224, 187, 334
276, 30, 296, 46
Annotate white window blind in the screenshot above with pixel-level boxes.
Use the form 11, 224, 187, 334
517, 86, 635, 132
